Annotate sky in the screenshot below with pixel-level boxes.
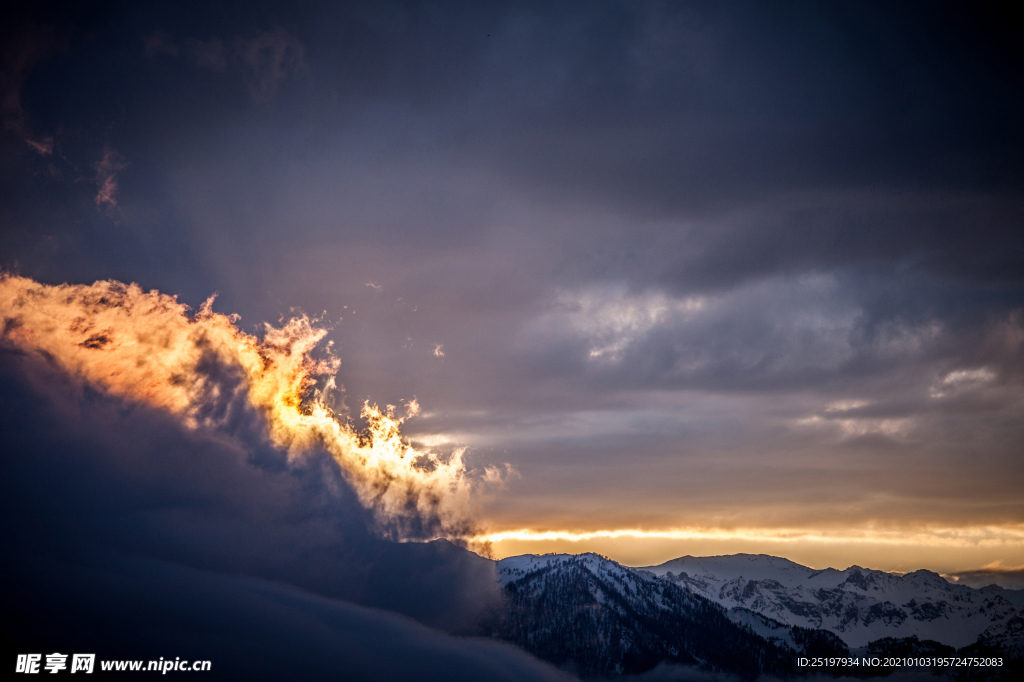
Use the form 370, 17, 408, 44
2, 0, 1023, 593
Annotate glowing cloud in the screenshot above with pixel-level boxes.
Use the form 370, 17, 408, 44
0, 274, 484, 538
930, 367, 997, 398
531, 286, 706, 363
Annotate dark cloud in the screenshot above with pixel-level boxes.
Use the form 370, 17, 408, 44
947, 568, 1024, 591
0, 349, 573, 678
1, 0, 1022, 572
4, 554, 571, 682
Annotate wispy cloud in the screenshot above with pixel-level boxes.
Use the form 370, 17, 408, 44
945, 564, 1024, 590
187, 28, 305, 102
94, 147, 127, 208
235, 29, 305, 103
1, 21, 56, 155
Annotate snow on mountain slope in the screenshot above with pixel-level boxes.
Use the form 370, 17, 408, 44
498, 553, 697, 619
495, 553, 815, 678
498, 553, 580, 585
641, 554, 1024, 648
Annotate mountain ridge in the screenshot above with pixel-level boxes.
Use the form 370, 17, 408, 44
488, 551, 1022, 678
494, 552, 816, 678
638, 553, 1024, 648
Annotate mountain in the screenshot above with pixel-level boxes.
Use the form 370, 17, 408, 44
491, 552, 1024, 679
641, 554, 1024, 649
494, 553, 845, 679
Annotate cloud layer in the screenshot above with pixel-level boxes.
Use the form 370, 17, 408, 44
1, 0, 1022, 574
0, 274, 500, 539
0, 327, 573, 679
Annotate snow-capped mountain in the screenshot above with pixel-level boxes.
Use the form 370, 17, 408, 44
491, 552, 1023, 678
641, 553, 1024, 649
495, 553, 845, 678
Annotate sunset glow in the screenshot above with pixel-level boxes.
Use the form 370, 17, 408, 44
476, 524, 1024, 574
0, 274, 492, 537
480, 524, 1024, 547
3, 2, 1023, 675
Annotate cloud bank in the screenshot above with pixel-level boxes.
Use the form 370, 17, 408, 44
0, 274, 500, 540
0, 292, 569, 679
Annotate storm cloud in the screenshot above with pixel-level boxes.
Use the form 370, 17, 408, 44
0, 336, 572, 678
1, 0, 1022, 585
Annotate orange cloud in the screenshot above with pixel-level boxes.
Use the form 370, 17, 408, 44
0, 274, 492, 538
